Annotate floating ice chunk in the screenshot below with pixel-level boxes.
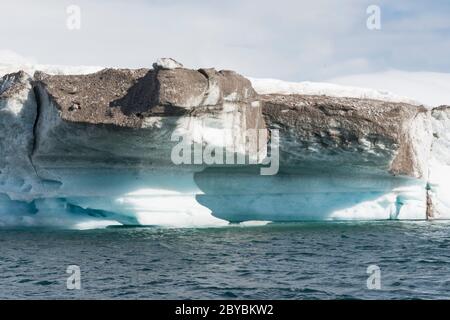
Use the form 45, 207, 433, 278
75, 220, 122, 230
238, 221, 272, 227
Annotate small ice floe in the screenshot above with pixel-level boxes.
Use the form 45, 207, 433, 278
238, 221, 272, 227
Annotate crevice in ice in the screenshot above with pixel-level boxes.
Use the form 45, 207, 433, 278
197, 68, 212, 106
28, 84, 42, 178
17, 83, 64, 191
426, 187, 433, 219
426, 113, 436, 219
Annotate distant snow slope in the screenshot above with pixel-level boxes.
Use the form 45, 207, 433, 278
328, 70, 450, 108
249, 77, 421, 106
0, 63, 102, 77
0, 50, 103, 76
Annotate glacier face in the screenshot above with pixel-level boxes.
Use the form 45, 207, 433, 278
429, 106, 450, 219
0, 71, 39, 201
0, 63, 448, 229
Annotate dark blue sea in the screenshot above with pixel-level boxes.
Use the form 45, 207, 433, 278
0, 221, 449, 299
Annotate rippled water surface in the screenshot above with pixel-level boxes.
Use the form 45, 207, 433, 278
0, 221, 449, 299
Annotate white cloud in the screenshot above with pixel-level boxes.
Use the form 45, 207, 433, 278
0, 0, 449, 81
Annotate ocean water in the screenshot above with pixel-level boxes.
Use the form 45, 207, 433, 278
0, 221, 449, 299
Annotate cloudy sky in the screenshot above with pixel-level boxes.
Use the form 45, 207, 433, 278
1, 0, 450, 81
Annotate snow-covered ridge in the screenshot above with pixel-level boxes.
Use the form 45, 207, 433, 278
0, 61, 427, 107
249, 77, 421, 106
329, 70, 450, 108
1, 49, 448, 107
0, 63, 103, 77
0, 51, 103, 76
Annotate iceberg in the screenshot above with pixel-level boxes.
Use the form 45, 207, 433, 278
0, 60, 448, 228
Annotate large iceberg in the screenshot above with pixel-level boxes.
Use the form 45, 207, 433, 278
0, 60, 448, 228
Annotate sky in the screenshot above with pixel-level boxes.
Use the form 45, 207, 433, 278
1, 0, 450, 81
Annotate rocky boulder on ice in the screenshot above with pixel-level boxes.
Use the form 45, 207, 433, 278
152, 58, 184, 70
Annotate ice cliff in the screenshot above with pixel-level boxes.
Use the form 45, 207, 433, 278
0, 59, 448, 228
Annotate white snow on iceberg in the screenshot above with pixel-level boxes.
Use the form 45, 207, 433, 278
328, 70, 450, 108
249, 77, 421, 106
